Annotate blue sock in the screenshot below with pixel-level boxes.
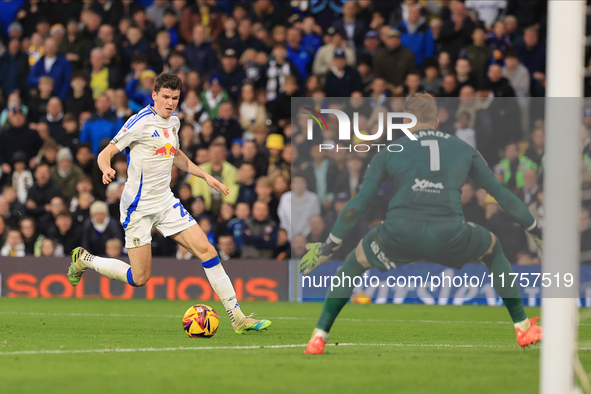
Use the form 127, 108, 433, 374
126, 268, 138, 287
201, 255, 220, 269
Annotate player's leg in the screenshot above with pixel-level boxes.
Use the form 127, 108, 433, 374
68, 215, 153, 287
305, 239, 371, 354
170, 224, 271, 334
480, 231, 542, 346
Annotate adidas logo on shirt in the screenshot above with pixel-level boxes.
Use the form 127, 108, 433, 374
151, 130, 160, 137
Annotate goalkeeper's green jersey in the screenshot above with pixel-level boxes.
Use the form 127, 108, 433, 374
331, 129, 536, 240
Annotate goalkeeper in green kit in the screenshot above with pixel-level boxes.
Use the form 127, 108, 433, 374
299, 93, 544, 355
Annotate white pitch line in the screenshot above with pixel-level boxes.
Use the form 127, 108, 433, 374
3, 311, 587, 326
0, 342, 542, 356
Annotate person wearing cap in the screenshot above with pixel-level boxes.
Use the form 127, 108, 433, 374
8, 22, 23, 39
27, 36, 73, 101
50, 148, 84, 204
360, 30, 380, 59
184, 24, 218, 76
81, 201, 124, 256
125, 68, 157, 108
0, 38, 29, 98
218, 48, 246, 103
201, 75, 230, 119
396, 4, 435, 68
324, 48, 362, 98
312, 27, 356, 79
265, 133, 284, 165
373, 28, 415, 91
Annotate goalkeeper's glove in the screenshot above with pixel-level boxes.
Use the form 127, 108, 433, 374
527, 221, 543, 252
298, 234, 342, 275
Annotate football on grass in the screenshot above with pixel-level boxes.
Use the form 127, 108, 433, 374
182, 304, 219, 338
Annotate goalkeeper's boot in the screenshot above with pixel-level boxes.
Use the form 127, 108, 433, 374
516, 316, 543, 347
304, 328, 328, 355
233, 313, 272, 334
67, 247, 93, 286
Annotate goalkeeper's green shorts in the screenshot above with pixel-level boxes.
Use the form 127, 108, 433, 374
361, 217, 493, 272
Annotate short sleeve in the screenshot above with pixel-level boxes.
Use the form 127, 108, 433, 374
111, 113, 145, 151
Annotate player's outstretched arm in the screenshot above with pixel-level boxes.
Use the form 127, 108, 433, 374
469, 152, 543, 251
97, 143, 120, 185
173, 149, 229, 195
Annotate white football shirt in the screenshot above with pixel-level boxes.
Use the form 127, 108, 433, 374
111, 104, 181, 219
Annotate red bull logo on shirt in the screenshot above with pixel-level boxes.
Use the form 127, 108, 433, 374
153, 143, 176, 158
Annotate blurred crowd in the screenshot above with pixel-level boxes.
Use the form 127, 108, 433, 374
0, 0, 582, 264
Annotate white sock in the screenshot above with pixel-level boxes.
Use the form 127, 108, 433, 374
85, 255, 131, 284
514, 318, 531, 331
203, 263, 245, 324
310, 328, 329, 342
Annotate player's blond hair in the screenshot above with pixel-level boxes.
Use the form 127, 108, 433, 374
403, 92, 437, 126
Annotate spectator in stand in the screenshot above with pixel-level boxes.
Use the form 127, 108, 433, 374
37, 195, 66, 235
27, 76, 54, 123
242, 200, 278, 258
525, 123, 545, 168
517, 26, 546, 98
105, 238, 124, 258
125, 69, 156, 108
278, 172, 320, 240
233, 18, 267, 57
75, 143, 105, 199
80, 94, 123, 156
307, 214, 328, 243
271, 75, 299, 131
227, 201, 250, 252
89, 47, 122, 99
0, 107, 43, 171
487, 64, 516, 98
438, 0, 475, 59
285, 27, 312, 82
239, 83, 267, 133
65, 73, 95, 118
397, 4, 435, 68
40, 97, 65, 141
0, 92, 28, 128
27, 37, 72, 100
147, 31, 171, 74
25, 163, 63, 220
48, 210, 80, 254
373, 29, 415, 94
495, 142, 538, 190
422, 59, 442, 95
460, 25, 493, 85
121, 25, 150, 67
59, 20, 88, 71
0, 38, 29, 98
146, 0, 168, 30
187, 143, 239, 215
303, 147, 338, 213
237, 163, 257, 204
332, 0, 367, 51
1, 229, 25, 257
301, 16, 323, 54
19, 216, 46, 256
218, 48, 246, 103
502, 48, 530, 98
184, 24, 218, 77
513, 168, 540, 207
50, 147, 84, 204
11, 152, 34, 206
201, 75, 230, 119
290, 233, 307, 259
213, 102, 244, 150
455, 58, 477, 90
486, 20, 513, 65
324, 49, 362, 98
359, 30, 380, 62
218, 234, 241, 260
81, 201, 123, 256
313, 28, 356, 80
461, 182, 486, 227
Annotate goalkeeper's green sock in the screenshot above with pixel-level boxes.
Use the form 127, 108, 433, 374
315, 250, 367, 335
482, 236, 528, 325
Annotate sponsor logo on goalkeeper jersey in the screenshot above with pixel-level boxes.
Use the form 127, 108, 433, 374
411, 178, 444, 193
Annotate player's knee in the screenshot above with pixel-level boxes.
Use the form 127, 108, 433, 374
196, 243, 216, 258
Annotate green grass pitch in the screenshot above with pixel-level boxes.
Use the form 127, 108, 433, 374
2, 298, 591, 394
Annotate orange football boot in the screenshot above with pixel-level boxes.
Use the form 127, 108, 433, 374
516, 316, 543, 347
304, 336, 327, 355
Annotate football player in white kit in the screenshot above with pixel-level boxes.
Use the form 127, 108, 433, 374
67, 73, 271, 334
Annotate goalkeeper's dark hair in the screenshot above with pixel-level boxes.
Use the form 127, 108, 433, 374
154, 73, 182, 93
